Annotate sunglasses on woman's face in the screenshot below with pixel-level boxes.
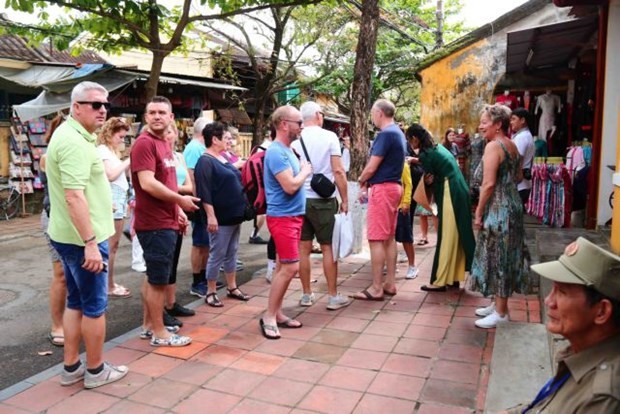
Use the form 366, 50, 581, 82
77, 101, 112, 110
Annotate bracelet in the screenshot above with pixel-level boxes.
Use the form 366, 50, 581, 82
83, 235, 97, 244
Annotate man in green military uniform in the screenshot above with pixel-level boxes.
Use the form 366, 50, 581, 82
506, 237, 620, 413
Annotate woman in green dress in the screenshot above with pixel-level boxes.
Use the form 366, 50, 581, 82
405, 124, 475, 291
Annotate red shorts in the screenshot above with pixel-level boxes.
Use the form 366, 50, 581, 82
266, 216, 303, 263
367, 182, 402, 241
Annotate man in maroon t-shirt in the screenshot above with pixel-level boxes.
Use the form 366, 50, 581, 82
131, 96, 199, 347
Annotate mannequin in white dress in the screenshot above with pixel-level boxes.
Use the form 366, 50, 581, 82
535, 90, 561, 140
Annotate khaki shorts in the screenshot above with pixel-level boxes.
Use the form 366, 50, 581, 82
301, 198, 338, 244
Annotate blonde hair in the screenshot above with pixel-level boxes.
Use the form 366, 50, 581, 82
97, 117, 130, 156
481, 104, 511, 135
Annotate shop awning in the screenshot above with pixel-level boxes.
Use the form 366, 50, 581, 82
13, 69, 138, 121
131, 72, 247, 92
505, 16, 597, 73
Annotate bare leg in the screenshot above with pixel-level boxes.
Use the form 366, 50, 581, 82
263, 261, 299, 327
419, 216, 429, 240
365, 240, 386, 297
320, 244, 338, 296
299, 240, 313, 295
191, 246, 209, 275
383, 238, 398, 292
402, 242, 415, 267
63, 308, 82, 366
50, 261, 66, 336
145, 283, 168, 338
141, 277, 150, 329
164, 284, 176, 308
107, 219, 124, 291
431, 215, 439, 233
81, 314, 106, 370
496, 296, 509, 317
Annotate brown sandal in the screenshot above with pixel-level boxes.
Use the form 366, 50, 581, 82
227, 288, 249, 301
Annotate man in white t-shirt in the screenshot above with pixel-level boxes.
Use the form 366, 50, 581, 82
291, 101, 350, 311
510, 107, 535, 207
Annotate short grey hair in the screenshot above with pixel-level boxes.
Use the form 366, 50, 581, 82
193, 117, 209, 137
300, 101, 322, 121
71, 81, 108, 105
372, 99, 396, 118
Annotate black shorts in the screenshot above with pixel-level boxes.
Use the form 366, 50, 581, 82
137, 229, 177, 285
395, 209, 414, 243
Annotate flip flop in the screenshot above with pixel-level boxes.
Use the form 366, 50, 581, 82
352, 289, 385, 301
420, 285, 447, 292
227, 288, 250, 301
417, 239, 429, 246
277, 318, 303, 329
108, 284, 132, 298
260, 319, 281, 340
48, 332, 64, 347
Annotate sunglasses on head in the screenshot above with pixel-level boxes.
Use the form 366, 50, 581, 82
78, 101, 111, 110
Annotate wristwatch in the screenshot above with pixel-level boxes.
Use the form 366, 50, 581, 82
83, 235, 97, 244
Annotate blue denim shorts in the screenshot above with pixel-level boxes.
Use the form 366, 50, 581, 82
50, 240, 109, 318
191, 219, 210, 247
137, 229, 177, 285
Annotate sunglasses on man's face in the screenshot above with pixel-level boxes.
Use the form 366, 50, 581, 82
77, 101, 111, 110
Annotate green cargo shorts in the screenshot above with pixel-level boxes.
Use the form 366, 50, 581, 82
301, 198, 338, 244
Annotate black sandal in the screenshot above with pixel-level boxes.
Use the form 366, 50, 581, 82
227, 287, 250, 301
206, 292, 224, 307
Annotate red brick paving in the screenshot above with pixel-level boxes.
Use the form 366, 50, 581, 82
0, 246, 542, 413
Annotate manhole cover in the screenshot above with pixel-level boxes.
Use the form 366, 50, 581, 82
0, 289, 17, 306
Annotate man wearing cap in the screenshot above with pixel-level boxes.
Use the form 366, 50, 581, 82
506, 237, 620, 413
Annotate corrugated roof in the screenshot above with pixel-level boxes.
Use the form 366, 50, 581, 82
0, 35, 107, 65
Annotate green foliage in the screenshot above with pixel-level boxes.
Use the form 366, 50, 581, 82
302, 0, 466, 118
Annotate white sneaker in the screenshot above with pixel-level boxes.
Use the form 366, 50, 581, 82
405, 266, 419, 279
475, 302, 496, 317
300, 292, 315, 307
474, 311, 509, 329
326, 293, 351, 310
84, 362, 129, 389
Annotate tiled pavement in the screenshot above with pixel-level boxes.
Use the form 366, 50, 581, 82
0, 236, 540, 413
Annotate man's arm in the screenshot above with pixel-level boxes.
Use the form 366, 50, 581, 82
330, 155, 348, 213
64, 189, 102, 272
275, 160, 313, 195
136, 170, 199, 212
358, 155, 383, 187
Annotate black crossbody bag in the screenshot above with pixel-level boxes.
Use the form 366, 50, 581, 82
300, 138, 336, 198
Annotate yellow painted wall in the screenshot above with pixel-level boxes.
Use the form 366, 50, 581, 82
419, 39, 502, 140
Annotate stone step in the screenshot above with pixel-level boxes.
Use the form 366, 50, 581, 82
484, 322, 552, 413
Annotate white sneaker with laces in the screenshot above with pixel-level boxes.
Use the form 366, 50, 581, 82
475, 302, 496, 317
84, 362, 128, 389
326, 293, 351, 310
405, 266, 419, 279
299, 292, 315, 307
474, 310, 509, 329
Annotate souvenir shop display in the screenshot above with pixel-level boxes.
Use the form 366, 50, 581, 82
527, 161, 571, 228
495, 89, 519, 110
534, 90, 562, 142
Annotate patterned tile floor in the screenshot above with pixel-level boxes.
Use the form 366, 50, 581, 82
0, 234, 540, 413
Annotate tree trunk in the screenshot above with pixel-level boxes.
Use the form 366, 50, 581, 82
144, 51, 168, 102
349, 0, 380, 181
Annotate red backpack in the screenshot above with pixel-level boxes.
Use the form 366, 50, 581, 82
241, 145, 267, 215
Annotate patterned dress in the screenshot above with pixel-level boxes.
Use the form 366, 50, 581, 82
471, 141, 529, 297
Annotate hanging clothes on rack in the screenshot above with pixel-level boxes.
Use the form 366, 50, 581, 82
527, 162, 571, 228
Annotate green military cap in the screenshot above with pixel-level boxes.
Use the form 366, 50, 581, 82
531, 237, 620, 301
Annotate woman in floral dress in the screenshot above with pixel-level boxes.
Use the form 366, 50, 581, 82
471, 104, 529, 329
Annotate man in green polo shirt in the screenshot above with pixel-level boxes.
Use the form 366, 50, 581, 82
47, 81, 128, 389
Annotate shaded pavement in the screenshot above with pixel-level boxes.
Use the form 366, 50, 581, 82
0, 226, 540, 414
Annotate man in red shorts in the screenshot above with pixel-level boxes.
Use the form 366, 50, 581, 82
259, 105, 313, 340
354, 99, 406, 301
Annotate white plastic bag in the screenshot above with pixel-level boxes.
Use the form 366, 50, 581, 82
339, 213, 353, 258
332, 212, 353, 260
332, 213, 342, 261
